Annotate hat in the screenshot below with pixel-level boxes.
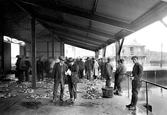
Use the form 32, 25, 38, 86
68, 57, 75, 62
119, 59, 124, 63
16, 55, 20, 58
107, 57, 112, 61
131, 56, 138, 60
86, 57, 90, 60
59, 56, 66, 61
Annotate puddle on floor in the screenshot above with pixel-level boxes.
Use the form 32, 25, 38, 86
21, 101, 43, 109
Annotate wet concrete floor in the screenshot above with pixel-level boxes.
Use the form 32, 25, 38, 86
0, 79, 152, 115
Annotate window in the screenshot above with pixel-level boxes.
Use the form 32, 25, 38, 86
130, 47, 134, 55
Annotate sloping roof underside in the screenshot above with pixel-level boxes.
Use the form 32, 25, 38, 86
1, 0, 167, 51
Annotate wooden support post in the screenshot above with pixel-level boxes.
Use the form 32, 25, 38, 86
24, 46, 26, 57
115, 41, 120, 67
118, 38, 124, 55
31, 18, 37, 89
0, 2, 5, 74
60, 42, 65, 56
52, 38, 54, 58
47, 41, 49, 59
102, 47, 106, 58
0, 34, 4, 73
95, 50, 99, 59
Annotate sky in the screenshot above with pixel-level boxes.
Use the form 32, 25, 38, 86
66, 16, 167, 58
65, 18, 167, 58
124, 19, 167, 52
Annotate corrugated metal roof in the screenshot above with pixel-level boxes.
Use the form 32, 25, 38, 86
2, 0, 167, 51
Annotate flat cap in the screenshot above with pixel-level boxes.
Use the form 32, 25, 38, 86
131, 56, 138, 60
68, 57, 75, 62
59, 56, 66, 61
119, 59, 124, 63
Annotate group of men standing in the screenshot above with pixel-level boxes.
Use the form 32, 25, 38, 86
15, 55, 31, 83
16, 54, 143, 110
52, 56, 80, 103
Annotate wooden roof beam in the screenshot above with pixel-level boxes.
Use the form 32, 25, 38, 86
33, 13, 116, 40
132, 1, 167, 31
41, 22, 107, 43
62, 38, 97, 51
15, 0, 134, 32
98, 29, 132, 50
62, 37, 99, 48
53, 31, 104, 46
39, 21, 105, 46
92, 0, 99, 14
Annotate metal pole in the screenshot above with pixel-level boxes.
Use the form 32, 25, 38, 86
160, 43, 163, 68
146, 82, 148, 115
31, 18, 37, 89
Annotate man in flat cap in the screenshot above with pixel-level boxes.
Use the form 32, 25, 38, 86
85, 57, 93, 80
126, 56, 143, 110
67, 57, 80, 103
105, 57, 114, 87
114, 59, 127, 96
15, 55, 21, 83
52, 56, 68, 102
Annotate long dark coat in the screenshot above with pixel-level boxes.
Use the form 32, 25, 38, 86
52, 62, 68, 83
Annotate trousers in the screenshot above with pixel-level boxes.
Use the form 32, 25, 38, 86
131, 80, 142, 106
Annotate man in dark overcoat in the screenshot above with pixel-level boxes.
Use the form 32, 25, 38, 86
52, 56, 68, 102
114, 59, 127, 96
126, 56, 143, 110
37, 56, 44, 81
77, 58, 85, 79
15, 55, 21, 83
67, 58, 80, 103
85, 57, 93, 80
100, 57, 107, 80
105, 57, 114, 87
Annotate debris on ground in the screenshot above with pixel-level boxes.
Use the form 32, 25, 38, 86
80, 102, 100, 107
27, 94, 50, 99
18, 88, 34, 93
0, 93, 16, 98
82, 79, 104, 99
21, 101, 42, 109
0, 88, 9, 93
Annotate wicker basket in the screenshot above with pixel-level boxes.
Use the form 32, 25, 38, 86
102, 87, 114, 98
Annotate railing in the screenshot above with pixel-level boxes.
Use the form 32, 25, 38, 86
126, 74, 167, 115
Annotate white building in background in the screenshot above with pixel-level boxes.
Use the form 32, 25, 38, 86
106, 43, 115, 58
65, 44, 94, 58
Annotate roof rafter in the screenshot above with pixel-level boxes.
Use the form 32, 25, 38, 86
39, 21, 104, 48
15, 0, 134, 32
53, 31, 104, 46
41, 22, 107, 43
132, 1, 167, 30
36, 14, 116, 40
62, 37, 99, 47
99, 29, 132, 50
62, 38, 97, 51
92, 0, 99, 14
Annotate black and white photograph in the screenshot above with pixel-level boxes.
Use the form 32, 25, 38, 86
0, 0, 167, 115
